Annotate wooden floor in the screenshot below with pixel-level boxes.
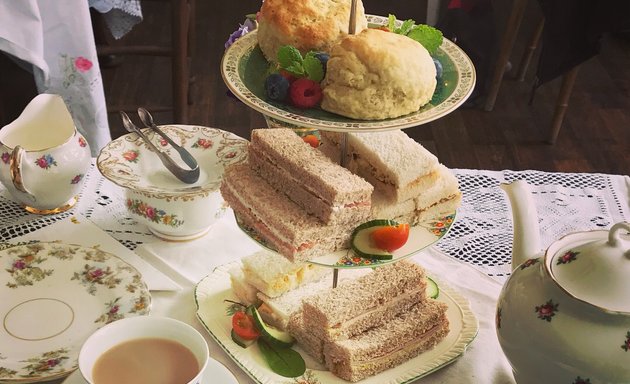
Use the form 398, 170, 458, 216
3, 1, 629, 175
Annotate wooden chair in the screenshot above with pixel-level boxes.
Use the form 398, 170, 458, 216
94, 0, 195, 124
483, 0, 580, 144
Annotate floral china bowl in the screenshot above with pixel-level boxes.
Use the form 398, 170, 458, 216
97, 125, 248, 241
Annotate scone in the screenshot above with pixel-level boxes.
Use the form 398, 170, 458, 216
257, 0, 368, 62
321, 28, 437, 120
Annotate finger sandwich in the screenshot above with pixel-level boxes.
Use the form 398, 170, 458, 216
371, 164, 462, 225
301, 260, 428, 342
319, 130, 440, 203
241, 249, 328, 298
287, 260, 450, 381
220, 163, 354, 262
249, 129, 373, 225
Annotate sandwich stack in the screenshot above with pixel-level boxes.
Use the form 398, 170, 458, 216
319, 130, 462, 225
288, 260, 449, 382
220, 128, 373, 262
228, 249, 332, 329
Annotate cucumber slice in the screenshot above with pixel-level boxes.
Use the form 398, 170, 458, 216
426, 276, 439, 299
251, 306, 295, 348
231, 329, 256, 348
351, 219, 400, 260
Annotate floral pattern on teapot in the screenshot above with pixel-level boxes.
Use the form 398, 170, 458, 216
535, 299, 559, 322
556, 250, 579, 265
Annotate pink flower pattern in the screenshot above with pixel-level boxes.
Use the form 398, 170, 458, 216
74, 56, 93, 72
1, 152, 9, 164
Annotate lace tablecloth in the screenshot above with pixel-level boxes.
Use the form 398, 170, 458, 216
1, 163, 628, 384
1, 163, 628, 284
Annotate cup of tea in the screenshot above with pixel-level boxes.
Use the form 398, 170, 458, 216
78, 316, 209, 384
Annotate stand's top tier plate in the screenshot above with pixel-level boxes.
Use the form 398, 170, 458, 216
221, 15, 476, 132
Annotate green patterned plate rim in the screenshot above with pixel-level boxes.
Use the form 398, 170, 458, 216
236, 211, 456, 268
221, 15, 476, 132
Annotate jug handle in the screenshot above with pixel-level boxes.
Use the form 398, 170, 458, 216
9, 146, 34, 197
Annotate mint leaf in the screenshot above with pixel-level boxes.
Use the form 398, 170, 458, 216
398, 19, 416, 35
277, 45, 303, 69
257, 339, 306, 378
284, 63, 305, 77
407, 24, 443, 55
303, 55, 324, 82
387, 14, 396, 31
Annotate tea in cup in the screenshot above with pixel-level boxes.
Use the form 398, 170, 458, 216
0, 94, 91, 214
78, 316, 209, 384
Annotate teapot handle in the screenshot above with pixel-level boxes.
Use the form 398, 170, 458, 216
9, 146, 34, 197
608, 222, 630, 257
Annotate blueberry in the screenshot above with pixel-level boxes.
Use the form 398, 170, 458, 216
433, 58, 443, 79
315, 52, 329, 76
264, 73, 290, 101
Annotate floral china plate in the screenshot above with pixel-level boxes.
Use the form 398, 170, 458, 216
222, 15, 476, 132
0, 242, 151, 383
194, 262, 479, 384
236, 211, 456, 268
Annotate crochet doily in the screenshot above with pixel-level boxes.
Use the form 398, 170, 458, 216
1, 163, 628, 283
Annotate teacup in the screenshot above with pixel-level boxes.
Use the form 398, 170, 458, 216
78, 316, 209, 384
0, 94, 91, 214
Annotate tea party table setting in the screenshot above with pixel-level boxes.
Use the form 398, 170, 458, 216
1, 139, 628, 384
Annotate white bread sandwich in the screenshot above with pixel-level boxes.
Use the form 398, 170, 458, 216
319, 130, 440, 203
249, 129, 373, 225
321, 28, 437, 120
258, 268, 370, 331
301, 260, 427, 341
324, 299, 450, 382
228, 265, 260, 306
241, 248, 329, 298
371, 164, 462, 225
256, 0, 368, 61
220, 163, 353, 262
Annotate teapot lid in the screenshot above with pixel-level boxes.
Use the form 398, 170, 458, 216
545, 222, 630, 313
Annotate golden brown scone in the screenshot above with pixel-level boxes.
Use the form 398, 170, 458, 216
321, 28, 437, 120
257, 0, 368, 62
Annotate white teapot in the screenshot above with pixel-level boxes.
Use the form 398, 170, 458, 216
497, 180, 630, 384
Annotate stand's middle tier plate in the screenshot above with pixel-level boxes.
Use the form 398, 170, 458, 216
235, 212, 456, 268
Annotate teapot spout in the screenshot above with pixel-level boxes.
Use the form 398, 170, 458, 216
500, 180, 542, 270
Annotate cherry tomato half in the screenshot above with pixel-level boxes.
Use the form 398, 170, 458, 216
232, 311, 260, 340
370, 223, 410, 252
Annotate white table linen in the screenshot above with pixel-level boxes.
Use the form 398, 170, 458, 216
1, 162, 628, 384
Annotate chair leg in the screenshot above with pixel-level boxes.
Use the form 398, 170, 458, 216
516, 17, 544, 82
172, 0, 189, 123
483, 0, 528, 112
548, 65, 579, 144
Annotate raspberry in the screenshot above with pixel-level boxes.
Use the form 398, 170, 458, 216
264, 73, 290, 101
289, 78, 322, 109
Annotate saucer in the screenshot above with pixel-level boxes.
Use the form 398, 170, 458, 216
61, 356, 238, 384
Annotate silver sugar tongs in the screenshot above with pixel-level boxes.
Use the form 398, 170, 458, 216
120, 110, 200, 184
